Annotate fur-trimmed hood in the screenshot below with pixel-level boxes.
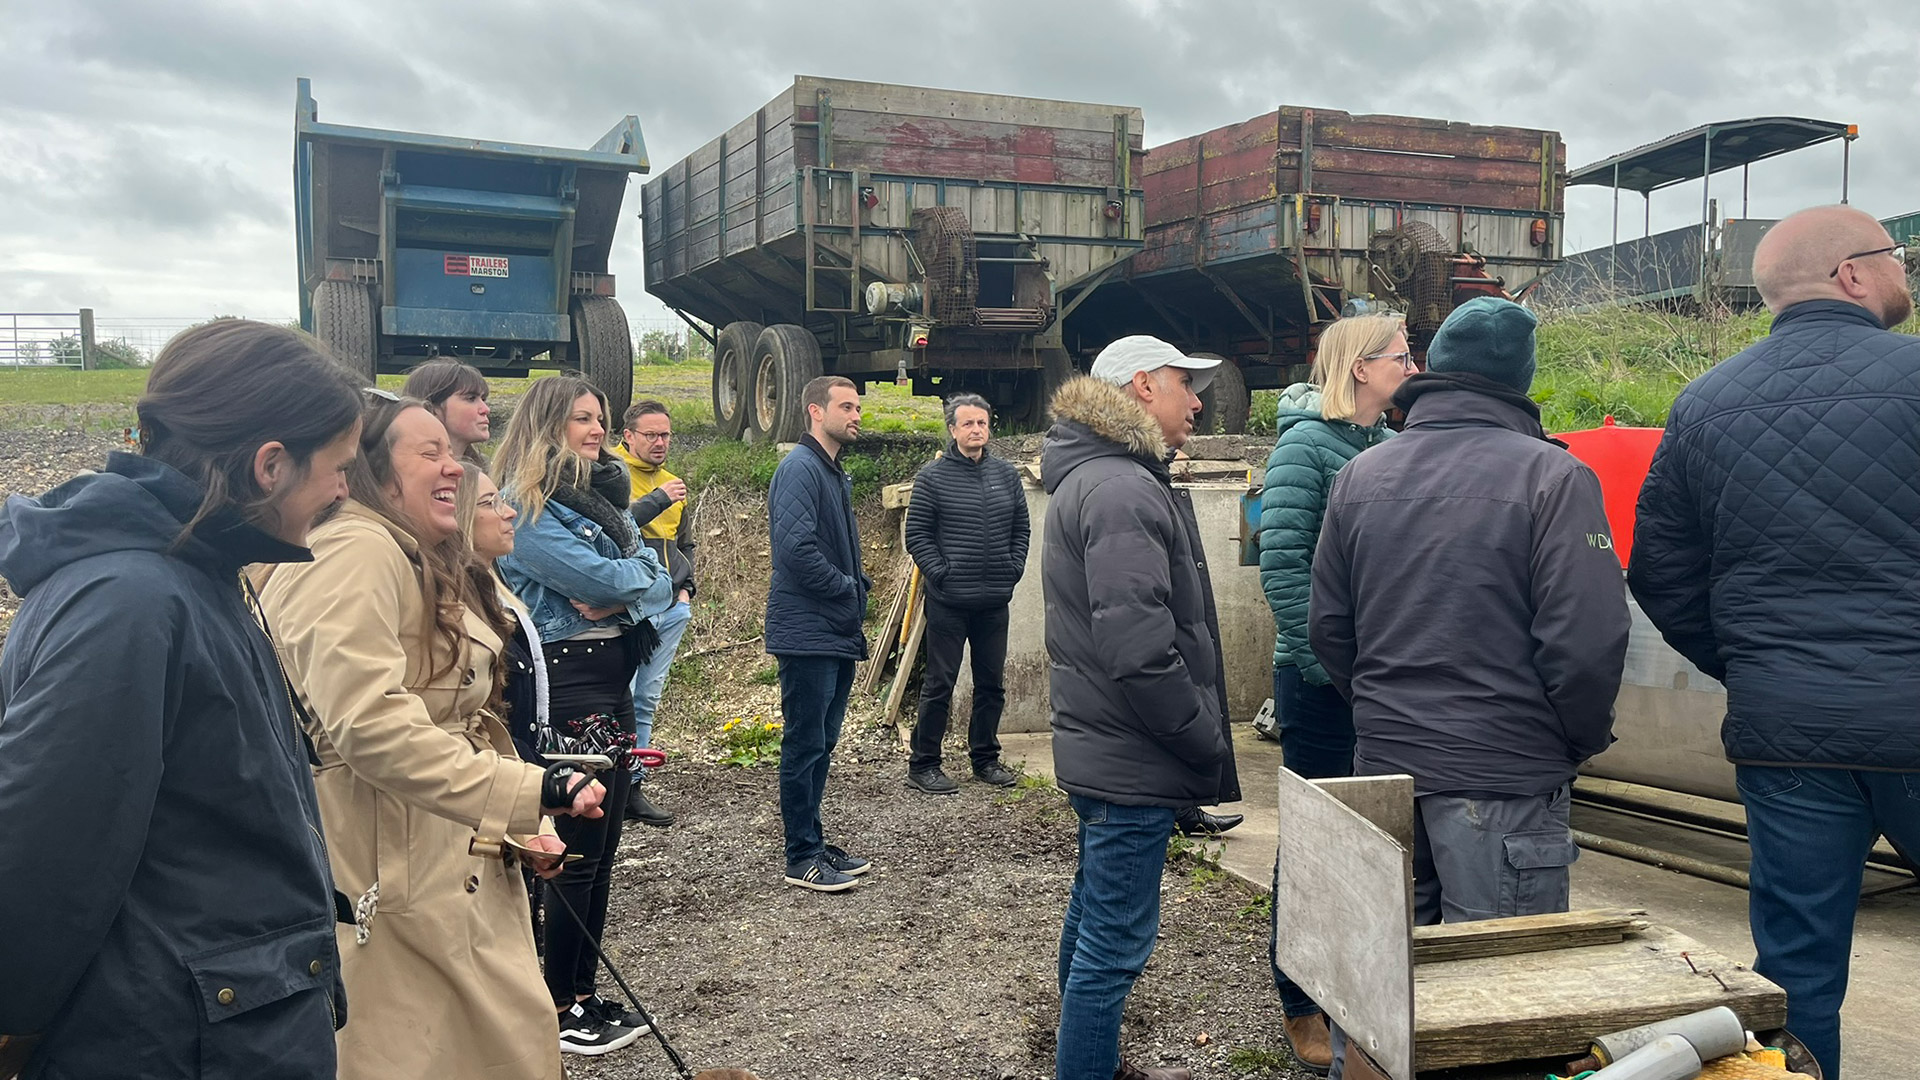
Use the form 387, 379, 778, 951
1040, 376, 1168, 494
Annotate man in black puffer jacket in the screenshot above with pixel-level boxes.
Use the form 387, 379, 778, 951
1043, 336, 1240, 1080
903, 392, 1030, 794
1629, 205, 1920, 1079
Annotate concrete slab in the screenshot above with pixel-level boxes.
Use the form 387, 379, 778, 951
1002, 729, 1920, 1078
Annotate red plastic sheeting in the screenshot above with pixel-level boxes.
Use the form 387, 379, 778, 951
1554, 416, 1664, 570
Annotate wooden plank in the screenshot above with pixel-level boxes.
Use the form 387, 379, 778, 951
858, 557, 915, 697
1411, 909, 1650, 964
881, 482, 914, 510
1413, 925, 1786, 1070
1274, 770, 1415, 1080
793, 75, 1141, 135
883, 592, 927, 724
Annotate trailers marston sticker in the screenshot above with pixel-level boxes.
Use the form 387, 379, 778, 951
444, 254, 509, 277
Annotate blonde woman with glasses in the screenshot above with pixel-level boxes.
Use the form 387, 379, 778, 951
1254, 313, 1410, 1072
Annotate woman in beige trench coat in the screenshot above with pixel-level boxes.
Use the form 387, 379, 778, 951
257, 394, 604, 1080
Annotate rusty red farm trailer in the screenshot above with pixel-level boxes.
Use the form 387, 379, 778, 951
642, 76, 1145, 440
1061, 106, 1567, 431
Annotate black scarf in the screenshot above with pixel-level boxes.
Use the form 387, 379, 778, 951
549, 453, 640, 557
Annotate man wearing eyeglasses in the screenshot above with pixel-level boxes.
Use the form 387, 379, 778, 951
612, 399, 695, 828
1629, 205, 1920, 1079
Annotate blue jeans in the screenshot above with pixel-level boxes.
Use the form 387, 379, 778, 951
1056, 795, 1176, 1080
775, 655, 855, 868
1270, 665, 1355, 1018
629, 600, 693, 750
1738, 764, 1920, 1080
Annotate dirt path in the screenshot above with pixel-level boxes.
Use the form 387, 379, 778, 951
573, 717, 1307, 1080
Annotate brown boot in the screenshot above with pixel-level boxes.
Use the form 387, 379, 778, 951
1283, 1013, 1333, 1074
1114, 1058, 1191, 1080
1341, 1044, 1391, 1080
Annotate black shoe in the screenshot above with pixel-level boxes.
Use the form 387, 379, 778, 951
557, 1002, 644, 1055
582, 994, 652, 1035
906, 768, 960, 795
973, 761, 1019, 787
784, 856, 861, 892
823, 844, 870, 877
1174, 807, 1245, 837
624, 781, 675, 828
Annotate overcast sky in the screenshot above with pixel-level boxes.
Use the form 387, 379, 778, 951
3, 0, 1913, 332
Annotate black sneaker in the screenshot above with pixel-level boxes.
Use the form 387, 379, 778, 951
823, 844, 870, 877
973, 761, 1019, 787
906, 768, 960, 795
783, 856, 861, 892
558, 1001, 644, 1055
582, 994, 652, 1035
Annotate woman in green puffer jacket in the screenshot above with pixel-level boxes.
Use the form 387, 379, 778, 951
1256, 313, 1411, 1070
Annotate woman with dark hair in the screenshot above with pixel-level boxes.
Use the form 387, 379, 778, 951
0, 319, 359, 1079
256, 392, 606, 1080
402, 358, 492, 464
492, 375, 673, 1056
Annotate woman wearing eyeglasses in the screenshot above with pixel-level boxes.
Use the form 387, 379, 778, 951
255, 391, 606, 1080
1254, 313, 1408, 1072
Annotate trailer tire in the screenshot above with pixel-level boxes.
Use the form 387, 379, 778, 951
1195, 354, 1249, 435
313, 281, 377, 385
569, 296, 634, 425
712, 321, 763, 440
747, 324, 823, 445
1001, 348, 1076, 433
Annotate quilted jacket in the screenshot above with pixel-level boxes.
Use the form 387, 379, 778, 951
903, 440, 1030, 610
1629, 300, 1920, 770
1258, 383, 1392, 683
1040, 377, 1240, 808
765, 435, 871, 660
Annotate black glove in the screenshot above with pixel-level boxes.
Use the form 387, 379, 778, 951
540, 763, 594, 812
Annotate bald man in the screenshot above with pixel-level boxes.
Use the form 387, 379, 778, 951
1628, 205, 1918, 1078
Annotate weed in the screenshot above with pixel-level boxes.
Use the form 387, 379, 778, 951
717, 714, 782, 767
750, 664, 779, 686
993, 769, 1060, 806
1167, 833, 1228, 889
1237, 893, 1273, 922
1224, 1045, 1293, 1074
668, 654, 714, 696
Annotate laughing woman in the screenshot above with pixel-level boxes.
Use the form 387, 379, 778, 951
256, 392, 605, 1080
492, 376, 675, 1056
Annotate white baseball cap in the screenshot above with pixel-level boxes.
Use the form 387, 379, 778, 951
1087, 335, 1221, 394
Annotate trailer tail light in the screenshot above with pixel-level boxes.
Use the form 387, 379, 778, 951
1104, 200, 1123, 220
1530, 218, 1549, 246
859, 186, 878, 210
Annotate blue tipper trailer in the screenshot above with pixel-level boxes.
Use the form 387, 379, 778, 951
294, 77, 648, 418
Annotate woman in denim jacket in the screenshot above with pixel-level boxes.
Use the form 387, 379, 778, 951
491, 376, 674, 1057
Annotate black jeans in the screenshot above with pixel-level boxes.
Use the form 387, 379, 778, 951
777, 655, 855, 868
541, 633, 640, 1006
909, 598, 1009, 774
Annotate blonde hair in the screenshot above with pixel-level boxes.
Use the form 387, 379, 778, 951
1311, 315, 1405, 422
489, 375, 609, 525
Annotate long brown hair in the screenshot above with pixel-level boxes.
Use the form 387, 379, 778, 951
453, 467, 515, 711
343, 395, 476, 681
138, 319, 361, 550
490, 375, 609, 525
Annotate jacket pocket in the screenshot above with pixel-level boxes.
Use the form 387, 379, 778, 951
373, 792, 411, 913
1499, 830, 1578, 916
185, 918, 339, 1073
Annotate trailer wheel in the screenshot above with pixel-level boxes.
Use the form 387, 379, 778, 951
1195, 354, 1250, 435
712, 321, 763, 440
313, 281, 377, 384
1001, 348, 1076, 433
747, 324, 823, 444
569, 296, 634, 425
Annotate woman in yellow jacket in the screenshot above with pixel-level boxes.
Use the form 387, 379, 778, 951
257, 391, 605, 1080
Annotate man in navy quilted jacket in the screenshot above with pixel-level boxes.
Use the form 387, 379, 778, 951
1630, 205, 1919, 1079
766, 375, 874, 893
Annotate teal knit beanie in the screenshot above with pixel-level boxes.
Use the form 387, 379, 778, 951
1425, 296, 1538, 393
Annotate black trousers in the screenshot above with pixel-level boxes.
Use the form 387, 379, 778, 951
909, 598, 1009, 773
541, 634, 640, 1006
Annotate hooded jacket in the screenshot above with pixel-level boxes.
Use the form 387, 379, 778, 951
611, 442, 697, 600
1630, 300, 1920, 770
1040, 377, 1241, 807
903, 440, 1031, 610
0, 453, 344, 1079
1309, 373, 1630, 797
1258, 383, 1393, 683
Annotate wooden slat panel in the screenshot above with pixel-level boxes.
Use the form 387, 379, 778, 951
1411, 909, 1650, 964
829, 109, 1118, 162
1289, 108, 1555, 164
794, 75, 1141, 134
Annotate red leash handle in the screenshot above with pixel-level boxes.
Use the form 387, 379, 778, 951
630, 748, 667, 769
